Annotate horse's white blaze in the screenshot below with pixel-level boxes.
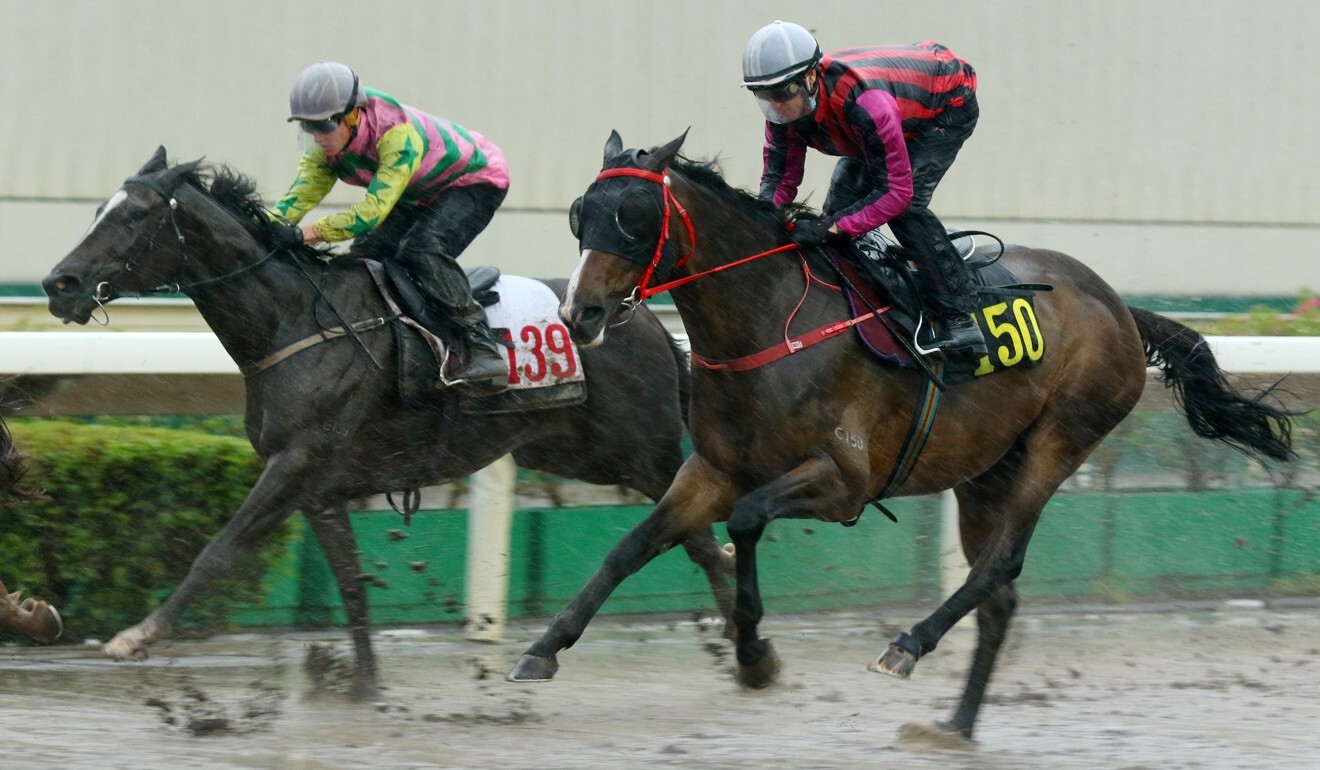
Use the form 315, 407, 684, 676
563, 249, 591, 311
563, 249, 608, 348
80, 189, 127, 244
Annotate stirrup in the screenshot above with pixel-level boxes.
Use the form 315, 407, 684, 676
912, 314, 986, 359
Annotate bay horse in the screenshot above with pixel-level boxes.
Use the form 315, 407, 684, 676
507, 131, 1296, 743
0, 414, 63, 643
41, 146, 732, 697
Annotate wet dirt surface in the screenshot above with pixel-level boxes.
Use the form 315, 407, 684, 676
3, 605, 1319, 769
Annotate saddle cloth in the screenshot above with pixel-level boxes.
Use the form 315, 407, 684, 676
829, 233, 1049, 384
366, 260, 588, 415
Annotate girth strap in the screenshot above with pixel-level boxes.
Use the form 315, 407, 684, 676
873, 362, 945, 505
241, 317, 392, 377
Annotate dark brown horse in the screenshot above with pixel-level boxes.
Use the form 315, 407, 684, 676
41, 147, 731, 697
507, 131, 1296, 743
0, 414, 62, 643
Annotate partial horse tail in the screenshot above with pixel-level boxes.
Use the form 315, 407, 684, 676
1128, 305, 1296, 462
0, 414, 38, 501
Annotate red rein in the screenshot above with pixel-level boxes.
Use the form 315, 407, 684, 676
591, 167, 881, 371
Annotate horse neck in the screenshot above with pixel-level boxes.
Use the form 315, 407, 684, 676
668, 176, 823, 359
173, 185, 314, 365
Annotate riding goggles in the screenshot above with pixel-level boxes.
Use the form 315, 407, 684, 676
752, 79, 816, 124
749, 78, 809, 103
298, 116, 342, 135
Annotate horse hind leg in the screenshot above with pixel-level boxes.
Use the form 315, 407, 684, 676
877, 424, 1111, 741
680, 527, 736, 638
304, 503, 378, 700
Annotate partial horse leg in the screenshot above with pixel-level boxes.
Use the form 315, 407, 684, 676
507, 457, 736, 682
725, 452, 852, 689
943, 582, 1018, 734
304, 503, 378, 699
874, 426, 1110, 740
0, 578, 62, 643
680, 527, 736, 633
102, 452, 310, 660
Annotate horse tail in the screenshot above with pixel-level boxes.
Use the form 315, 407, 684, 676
1128, 305, 1296, 462
668, 333, 692, 428
0, 415, 38, 501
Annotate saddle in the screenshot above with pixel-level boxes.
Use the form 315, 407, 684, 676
831, 230, 1052, 386
364, 260, 587, 415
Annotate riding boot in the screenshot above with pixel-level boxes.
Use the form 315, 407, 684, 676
394, 245, 509, 392
451, 309, 510, 392
929, 313, 988, 359
916, 240, 988, 360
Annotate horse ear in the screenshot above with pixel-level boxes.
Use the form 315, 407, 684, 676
158, 159, 203, 191
643, 128, 689, 171
139, 146, 169, 175
603, 130, 624, 164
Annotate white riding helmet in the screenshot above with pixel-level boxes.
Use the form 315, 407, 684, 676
741, 21, 822, 88
287, 61, 364, 122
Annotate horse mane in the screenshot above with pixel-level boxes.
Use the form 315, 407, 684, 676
175, 162, 329, 262
669, 155, 818, 232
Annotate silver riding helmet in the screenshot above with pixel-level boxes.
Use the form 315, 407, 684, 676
288, 61, 363, 122
741, 21, 822, 124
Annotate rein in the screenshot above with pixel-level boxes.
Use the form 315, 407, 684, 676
118, 176, 281, 297
598, 166, 876, 372
114, 173, 385, 374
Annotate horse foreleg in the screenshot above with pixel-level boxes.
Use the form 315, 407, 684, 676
305, 503, 378, 700
726, 452, 852, 690
104, 454, 308, 662
507, 457, 735, 683
0, 579, 62, 643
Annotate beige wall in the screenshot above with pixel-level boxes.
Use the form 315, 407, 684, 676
4, 0, 1316, 294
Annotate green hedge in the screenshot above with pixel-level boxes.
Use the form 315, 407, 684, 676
0, 420, 291, 643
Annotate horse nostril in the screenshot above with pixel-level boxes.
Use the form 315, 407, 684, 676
42, 274, 79, 296
577, 306, 604, 327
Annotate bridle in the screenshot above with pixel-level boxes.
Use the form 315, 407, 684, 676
595, 167, 800, 319
114, 170, 384, 375
592, 165, 889, 373
89, 174, 280, 313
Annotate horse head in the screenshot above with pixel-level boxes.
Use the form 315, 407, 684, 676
44, 146, 202, 324
561, 129, 688, 347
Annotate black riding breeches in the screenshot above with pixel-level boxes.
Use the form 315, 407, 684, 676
352, 183, 507, 327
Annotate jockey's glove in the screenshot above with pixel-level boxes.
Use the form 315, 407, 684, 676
266, 221, 304, 249
789, 217, 841, 247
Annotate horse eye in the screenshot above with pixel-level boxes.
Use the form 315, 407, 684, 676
568, 197, 583, 239
614, 189, 661, 241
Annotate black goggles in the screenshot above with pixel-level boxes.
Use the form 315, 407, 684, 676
750, 78, 808, 102
298, 116, 342, 135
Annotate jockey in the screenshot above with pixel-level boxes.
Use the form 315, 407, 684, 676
270, 61, 510, 390
743, 21, 988, 360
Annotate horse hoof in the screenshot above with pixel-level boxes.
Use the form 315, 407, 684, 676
868, 643, 917, 679
32, 605, 62, 644
506, 654, 559, 682
895, 721, 976, 751
735, 639, 780, 689
720, 542, 736, 566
